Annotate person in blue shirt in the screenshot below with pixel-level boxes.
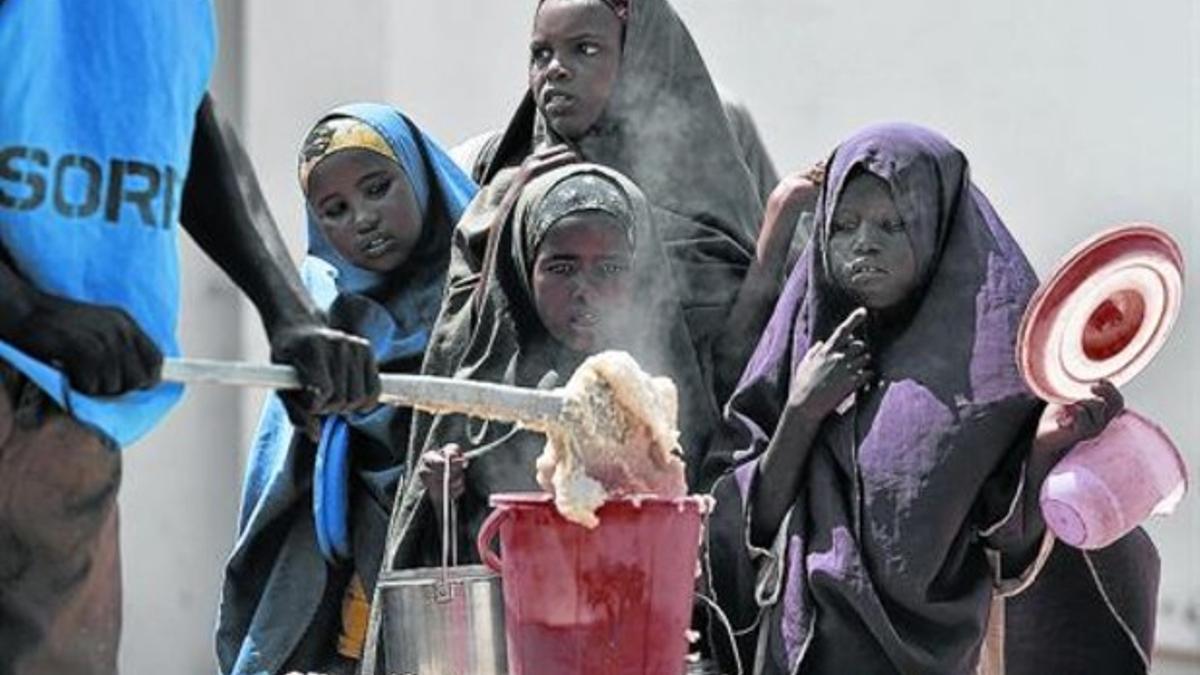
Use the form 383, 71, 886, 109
0, 3, 379, 673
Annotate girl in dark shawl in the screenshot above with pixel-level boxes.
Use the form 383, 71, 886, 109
216, 104, 476, 675
385, 162, 720, 572
703, 123, 1153, 674
432, 0, 806, 414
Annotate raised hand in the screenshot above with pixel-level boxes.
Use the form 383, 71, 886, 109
757, 161, 825, 261
786, 307, 873, 422
1036, 379, 1125, 453
513, 143, 578, 190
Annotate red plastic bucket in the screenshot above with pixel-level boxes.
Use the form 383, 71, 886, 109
477, 493, 705, 675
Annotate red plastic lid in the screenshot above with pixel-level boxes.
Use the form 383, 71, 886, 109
1018, 224, 1184, 403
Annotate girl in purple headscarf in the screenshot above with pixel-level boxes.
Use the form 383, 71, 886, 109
702, 123, 1154, 674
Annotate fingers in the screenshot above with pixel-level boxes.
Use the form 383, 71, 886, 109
278, 391, 321, 442
803, 161, 827, 186
827, 307, 868, 351
274, 326, 379, 416
85, 329, 124, 396
341, 341, 366, 409
857, 368, 876, 387
336, 337, 378, 412
66, 308, 162, 396
109, 308, 155, 392
420, 445, 467, 475
294, 345, 334, 413
843, 339, 868, 357
524, 144, 577, 177
420, 444, 468, 500
341, 333, 377, 411
1091, 379, 1124, 421
531, 152, 576, 175
129, 327, 164, 388
361, 349, 382, 406
1057, 380, 1124, 442
829, 324, 871, 377
840, 350, 873, 393
532, 143, 576, 162
318, 333, 371, 413
97, 324, 138, 396
1057, 398, 1106, 440
1074, 398, 1108, 440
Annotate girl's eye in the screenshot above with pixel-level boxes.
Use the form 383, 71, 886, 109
578, 42, 600, 57
531, 45, 552, 64
883, 220, 906, 233
366, 178, 391, 199
322, 201, 348, 220
831, 220, 854, 233
600, 262, 629, 277
548, 262, 575, 275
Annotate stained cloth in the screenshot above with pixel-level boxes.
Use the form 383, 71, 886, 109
705, 123, 1047, 675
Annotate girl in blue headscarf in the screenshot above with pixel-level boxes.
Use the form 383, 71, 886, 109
216, 103, 477, 675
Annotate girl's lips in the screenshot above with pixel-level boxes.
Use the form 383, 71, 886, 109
361, 236, 395, 258
542, 90, 576, 115
570, 310, 599, 328
848, 261, 889, 283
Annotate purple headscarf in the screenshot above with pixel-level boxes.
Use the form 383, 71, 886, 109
704, 123, 1044, 674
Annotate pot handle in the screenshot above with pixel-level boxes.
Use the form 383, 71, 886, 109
476, 506, 507, 573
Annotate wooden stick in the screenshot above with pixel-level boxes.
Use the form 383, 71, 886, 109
161, 357, 565, 426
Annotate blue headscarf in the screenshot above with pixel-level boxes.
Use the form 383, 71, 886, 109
239, 103, 477, 564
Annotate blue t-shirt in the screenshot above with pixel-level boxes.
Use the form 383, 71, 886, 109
0, 0, 216, 447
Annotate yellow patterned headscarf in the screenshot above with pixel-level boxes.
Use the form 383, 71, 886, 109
298, 117, 400, 194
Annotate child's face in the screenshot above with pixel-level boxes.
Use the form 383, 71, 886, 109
307, 149, 423, 273
827, 172, 919, 310
531, 212, 635, 353
529, 0, 622, 141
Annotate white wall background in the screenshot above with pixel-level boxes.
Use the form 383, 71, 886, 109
118, 1, 1198, 673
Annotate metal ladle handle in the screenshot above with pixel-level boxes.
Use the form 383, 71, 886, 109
160, 357, 566, 425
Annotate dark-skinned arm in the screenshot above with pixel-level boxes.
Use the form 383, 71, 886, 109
989, 380, 1125, 572
180, 93, 379, 436
749, 406, 823, 547
749, 308, 870, 547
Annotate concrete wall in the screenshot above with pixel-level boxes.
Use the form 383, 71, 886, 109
118, 1, 1198, 672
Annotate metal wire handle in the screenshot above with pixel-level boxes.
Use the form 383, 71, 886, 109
439, 446, 459, 596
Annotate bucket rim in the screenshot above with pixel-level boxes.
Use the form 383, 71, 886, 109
377, 563, 500, 585
488, 492, 709, 509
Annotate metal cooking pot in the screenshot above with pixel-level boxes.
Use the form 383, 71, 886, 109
377, 563, 507, 675
374, 455, 508, 675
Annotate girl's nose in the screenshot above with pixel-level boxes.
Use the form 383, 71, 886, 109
548, 56, 571, 81
571, 277, 596, 303
852, 224, 883, 252
354, 208, 379, 233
